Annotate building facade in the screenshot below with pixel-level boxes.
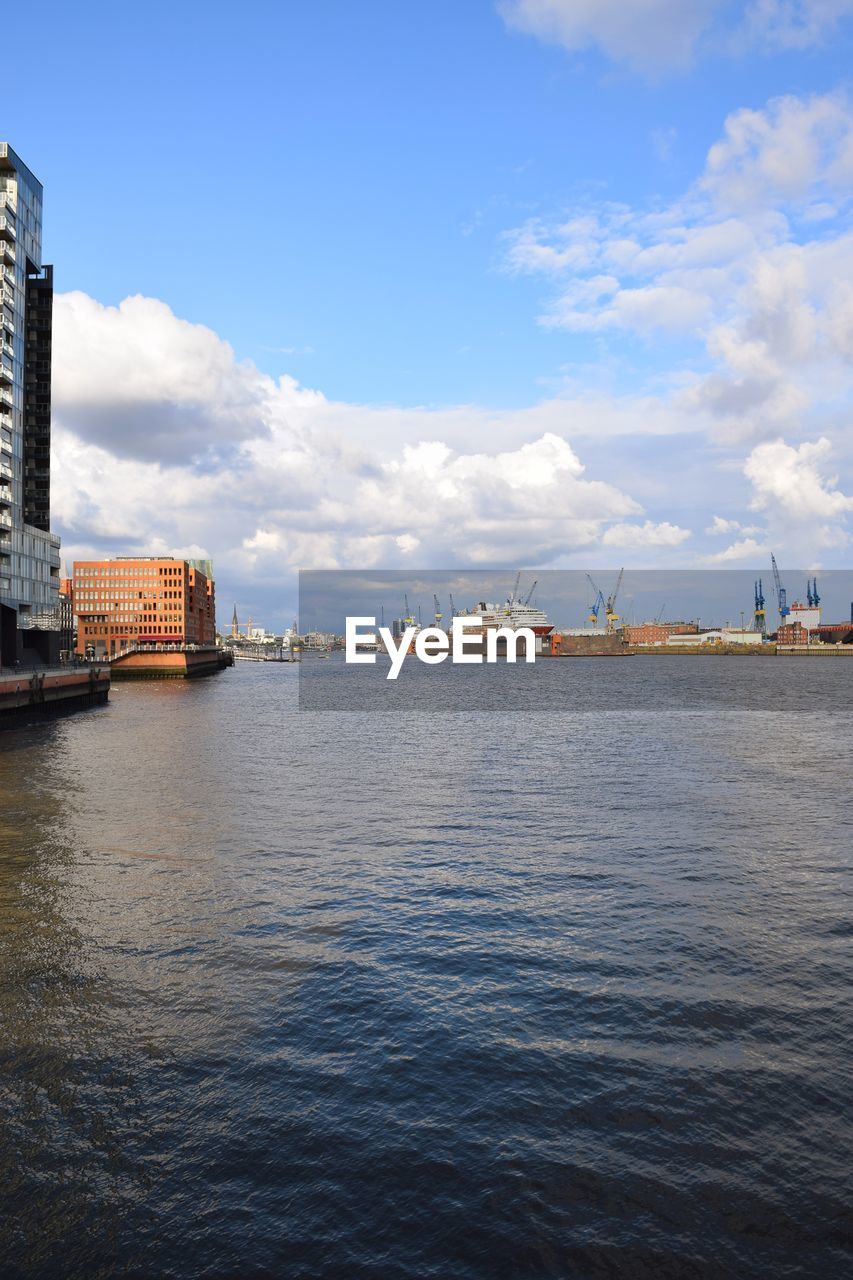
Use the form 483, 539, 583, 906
0, 143, 60, 666
73, 557, 216, 657
624, 622, 699, 646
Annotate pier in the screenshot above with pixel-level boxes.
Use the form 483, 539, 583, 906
0, 665, 110, 723
108, 643, 232, 679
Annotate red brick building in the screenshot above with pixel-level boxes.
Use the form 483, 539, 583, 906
624, 622, 699, 645
73, 557, 216, 657
776, 620, 808, 644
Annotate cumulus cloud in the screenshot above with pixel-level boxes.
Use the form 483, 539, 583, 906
707, 536, 770, 562
744, 436, 853, 519
53, 291, 711, 614
499, 0, 853, 72
504, 92, 853, 442
706, 515, 762, 536
740, 0, 853, 50
601, 520, 691, 547
701, 92, 853, 212
53, 293, 324, 464
498, 0, 719, 72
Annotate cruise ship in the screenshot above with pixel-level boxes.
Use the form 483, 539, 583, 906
457, 579, 554, 637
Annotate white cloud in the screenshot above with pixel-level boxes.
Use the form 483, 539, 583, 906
53, 292, 697, 597
498, 0, 719, 73
744, 436, 853, 519
504, 92, 853, 442
741, 0, 853, 51
53, 293, 323, 464
601, 520, 691, 547
701, 92, 853, 212
499, 0, 853, 73
707, 536, 770, 562
706, 515, 762, 535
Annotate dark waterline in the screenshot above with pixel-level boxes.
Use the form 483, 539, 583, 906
1, 662, 851, 1278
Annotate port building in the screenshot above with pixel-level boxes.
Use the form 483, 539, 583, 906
72, 557, 216, 658
625, 622, 699, 645
0, 143, 62, 666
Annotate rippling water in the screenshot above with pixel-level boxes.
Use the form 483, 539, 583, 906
1, 660, 851, 1278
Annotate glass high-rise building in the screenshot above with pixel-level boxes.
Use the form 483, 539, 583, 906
0, 143, 61, 666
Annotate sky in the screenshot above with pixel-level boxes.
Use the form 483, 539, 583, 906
5, 0, 853, 627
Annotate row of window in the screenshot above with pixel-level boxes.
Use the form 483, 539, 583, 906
75, 590, 185, 601
81, 623, 186, 635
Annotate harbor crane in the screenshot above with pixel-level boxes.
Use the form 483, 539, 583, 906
586, 573, 606, 626
403, 594, 416, 627
754, 579, 766, 636
806, 577, 820, 608
449, 593, 457, 619
770, 554, 789, 624
433, 594, 443, 626
605, 568, 624, 631
508, 571, 522, 606
523, 579, 538, 606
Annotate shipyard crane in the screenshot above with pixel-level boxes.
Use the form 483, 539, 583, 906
585, 573, 606, 626
770, 554, 789, 624
449, 593, 457, 619
403, 593, 415, 626
754, 579, 766, 636
806, 577, 821, 608
655, 603, 666, 624
605, 568, 624, 632
509, 571, 522, 606
433, 594, 443, 626
523, 579, 538, 606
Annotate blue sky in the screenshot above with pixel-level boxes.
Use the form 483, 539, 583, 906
6, 0, 853, 626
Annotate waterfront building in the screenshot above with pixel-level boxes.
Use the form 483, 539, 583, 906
0, 143, 61, 666
663, 628, 764, 646
787, 600, 821, 635
625, 622, 699, 645
777, 620, 809, 645
72, 557, 216, 657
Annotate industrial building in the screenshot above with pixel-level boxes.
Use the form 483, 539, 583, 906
625, 622, 699, 645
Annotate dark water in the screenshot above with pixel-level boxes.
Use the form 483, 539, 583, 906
1, 660, 851, 1279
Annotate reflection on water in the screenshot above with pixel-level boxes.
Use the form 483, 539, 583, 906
1, 664, 851, 1278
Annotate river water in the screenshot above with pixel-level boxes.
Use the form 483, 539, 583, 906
1, 660, 850, 1278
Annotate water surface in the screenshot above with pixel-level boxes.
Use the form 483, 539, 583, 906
1, 660, 850, 1278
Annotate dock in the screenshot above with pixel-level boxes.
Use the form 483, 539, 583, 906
108, 644, 232, 679
0, 665, 110, 724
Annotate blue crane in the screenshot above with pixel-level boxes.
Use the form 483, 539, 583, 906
585, 574, 606, 626
754, 578, 766, 636
771, 554, 789, 624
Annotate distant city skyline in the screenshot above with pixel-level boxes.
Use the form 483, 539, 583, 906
4, 1, 853, 627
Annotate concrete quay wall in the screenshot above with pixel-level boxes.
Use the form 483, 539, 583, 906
110, 647, 230, 679
0, 667, 110, 723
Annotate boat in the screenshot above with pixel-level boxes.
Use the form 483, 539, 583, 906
455, 577, 554, 637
